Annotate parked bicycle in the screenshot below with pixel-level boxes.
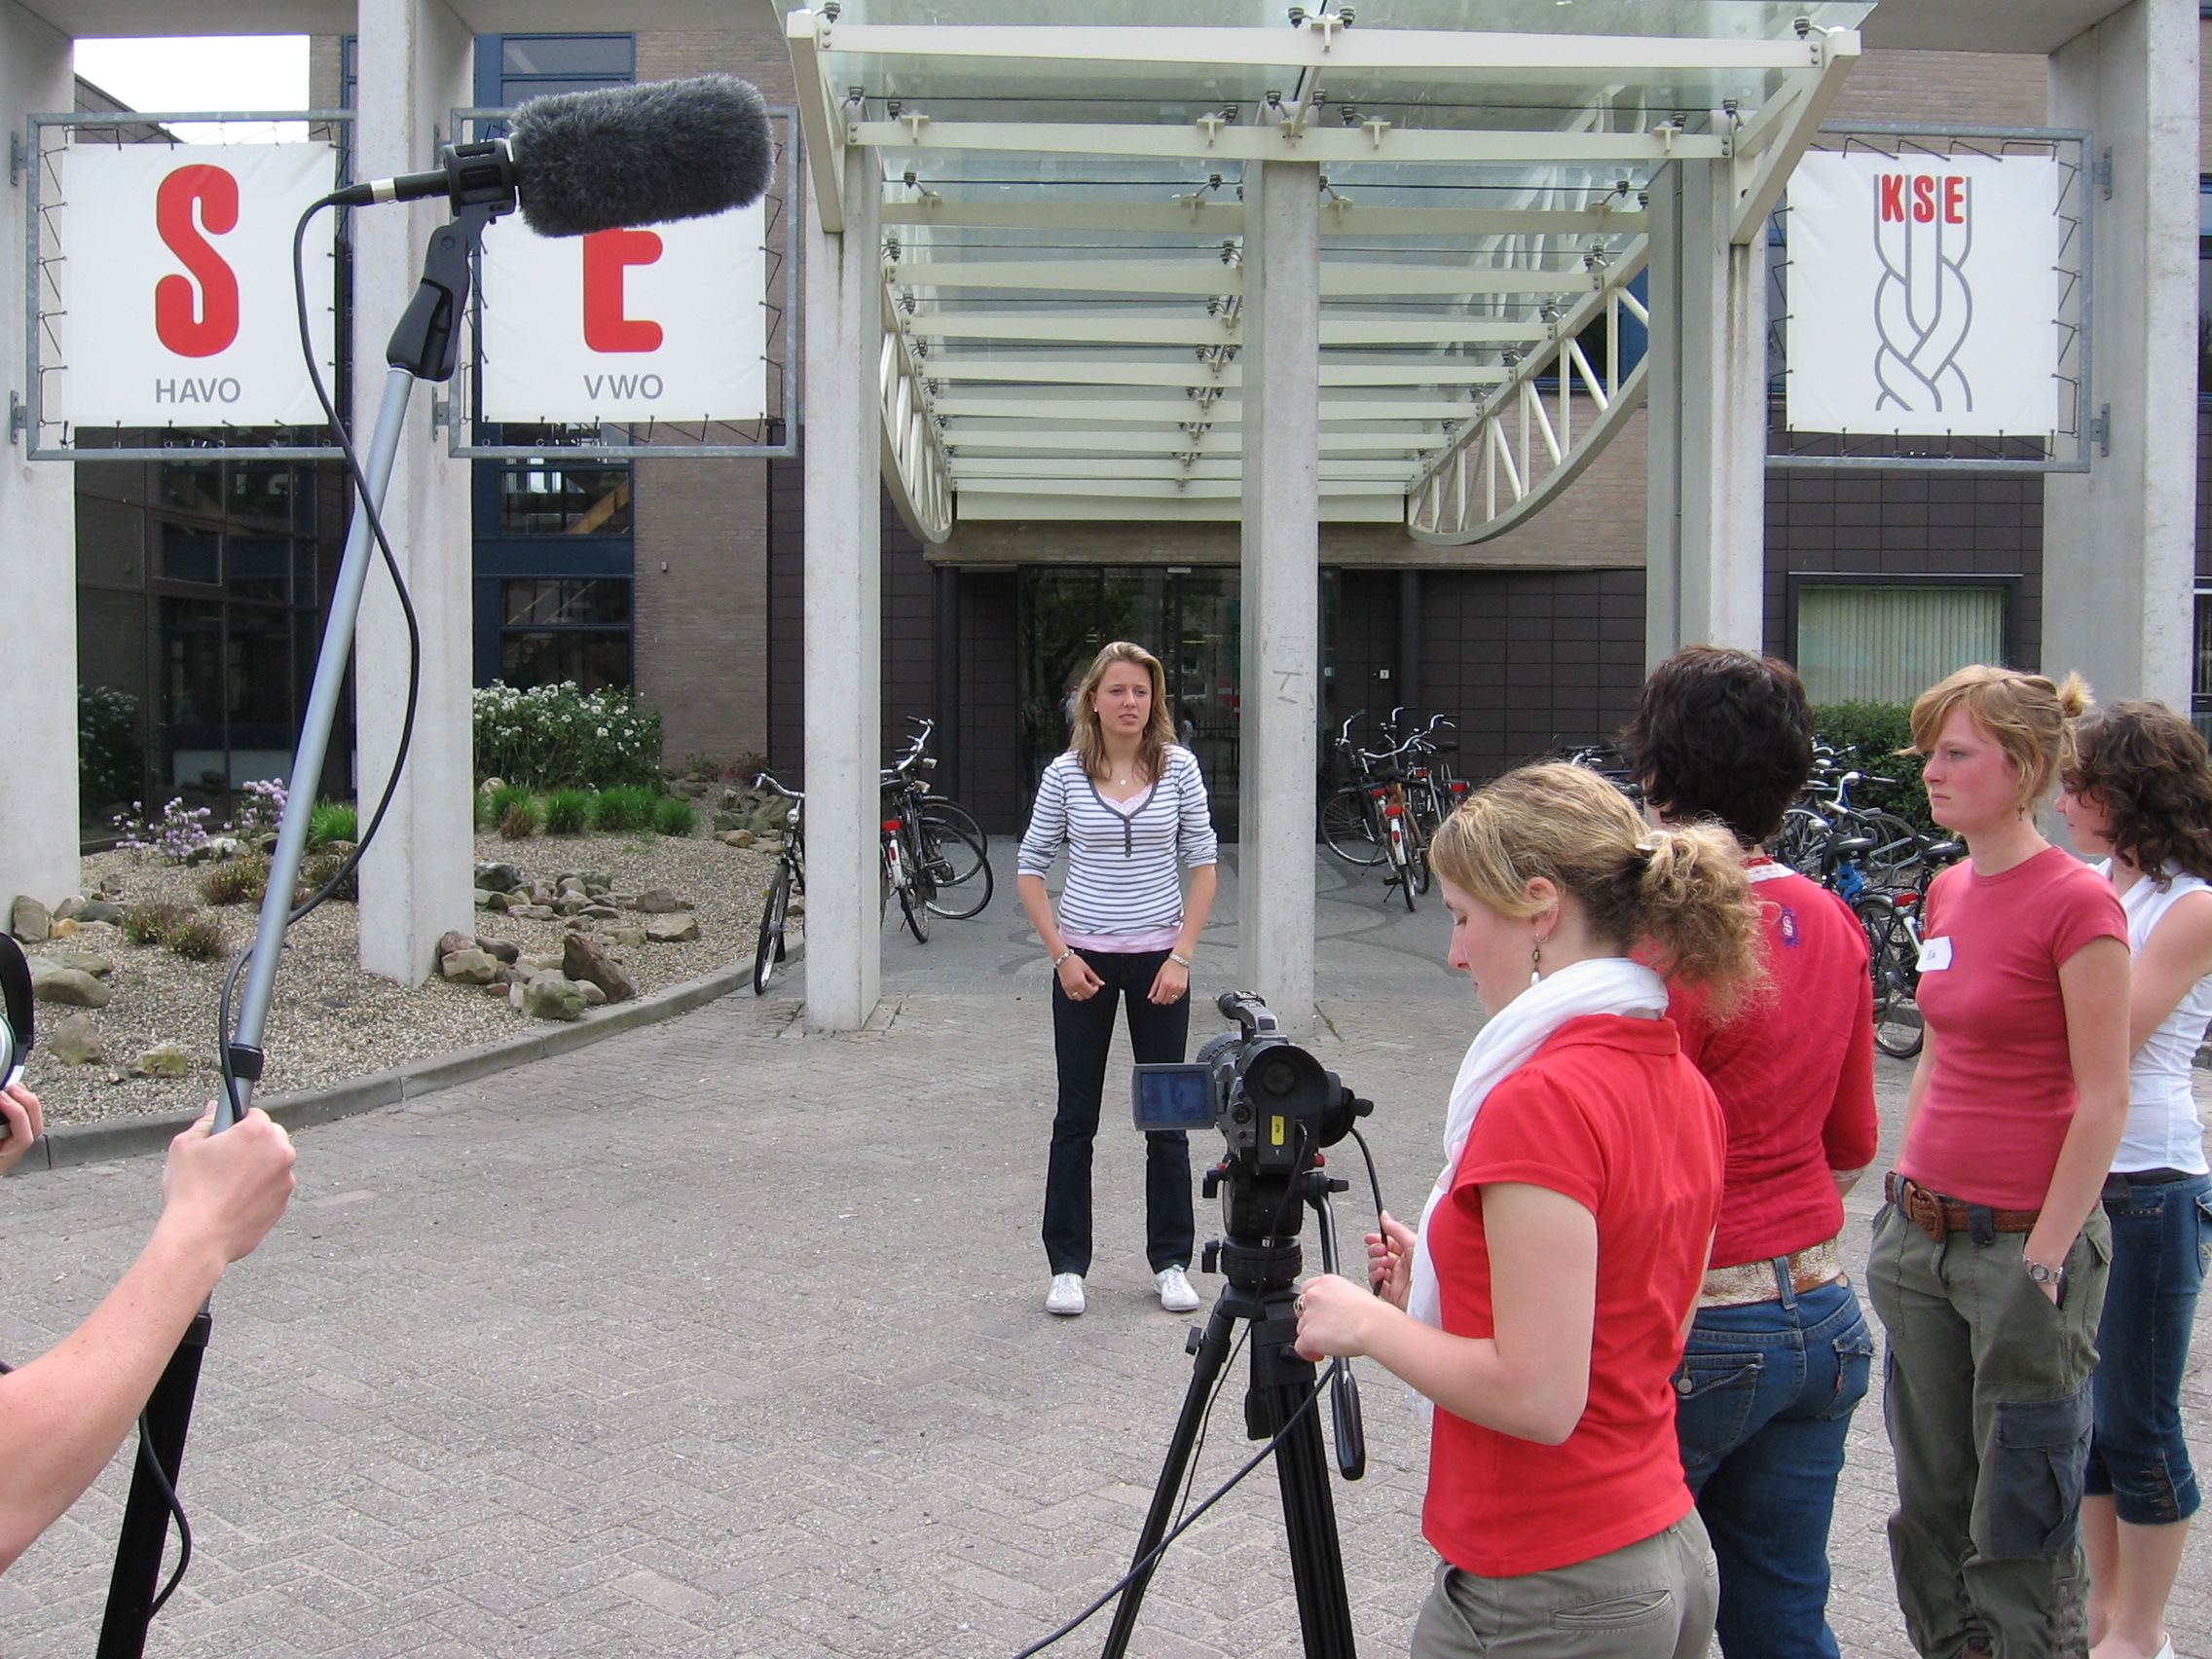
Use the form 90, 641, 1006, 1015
752, 773, 804, 996
882, 717, 994, 925
1318, 710, 1431, 910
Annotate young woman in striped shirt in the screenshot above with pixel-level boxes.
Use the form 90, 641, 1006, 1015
1017, 641, 1219, 1318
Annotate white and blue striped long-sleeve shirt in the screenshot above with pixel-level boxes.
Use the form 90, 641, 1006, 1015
1017, 747, 1219, 938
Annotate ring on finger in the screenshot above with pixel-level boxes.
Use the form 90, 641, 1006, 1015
1293, 1294, 1308, 1316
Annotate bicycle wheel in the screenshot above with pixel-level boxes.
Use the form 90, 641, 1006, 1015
1857, 895, 1924, 1059
923, 823, 993, 919
1320, 787, 1385, 866
1387, 818, 1418, 911
1404, 814, 1431, 896
918, 805, 987, 890
1856, 811, 1930, 894
754, 862, 791, 996
1772, 808, 1826, 876
920, 798, 987, 862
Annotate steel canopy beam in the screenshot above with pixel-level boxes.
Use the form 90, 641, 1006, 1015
905, 316, 1550, 345
851, 119, 1727, 165
933, 396, 1480, 421
917, 359, 1510, 386
1729, 29, 1862, 243
806, 18, 1825, 74
879, 201, 1648, 236
889, 260, 1597, 296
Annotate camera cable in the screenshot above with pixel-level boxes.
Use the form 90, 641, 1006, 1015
1008, 1368, 1330, 1659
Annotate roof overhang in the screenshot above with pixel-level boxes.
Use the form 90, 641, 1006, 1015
1857, 0, 2137, 54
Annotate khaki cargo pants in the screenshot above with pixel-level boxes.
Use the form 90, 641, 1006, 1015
1868, 1199, 2112, 1659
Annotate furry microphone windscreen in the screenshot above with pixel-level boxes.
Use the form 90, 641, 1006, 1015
511, 75, 775, 239
0, 934, 33, 1061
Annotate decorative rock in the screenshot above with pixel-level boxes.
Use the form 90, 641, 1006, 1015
251, 832, 280, 856
473, 888, 496, 908
557, 876, 587, 898
43, 949, 113, 977
582, 903, 621, 921
481, 890, 512, 912
644, 913, 700, 943
48, 918, 79, 940
184, 836, 242, 866
95, 873, 126, 897
725, 830, 756, 847
475, 938, 520, 965
607, 925, 647, 949
11, 896, 50, 942
490, 965, 526, 989
436, 929, 476, 963
473, 862, 525, 895
440, 948, 499, 984
32, 966, 110, 1008
77, 898, 126, 925
321, 840, 357, 858
562, 934, 636, 1004
516, 975, 587, 1021
48, 1014, 103, 1066
480, 776, 506, 794
507, 904, 556, 920
134, 1041, 189, 1078
520, 952, 565, 973
556, 894, 589, 916
576, 980, 608, 1007
636, 887, 685, 914
52, 895, 84, 923
527, 883, 556, 903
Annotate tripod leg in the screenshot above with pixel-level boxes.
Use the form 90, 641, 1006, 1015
96, 1310, 210, 1659
1247, 1297, 1359, 1659
1099, 1298, 1241, 1659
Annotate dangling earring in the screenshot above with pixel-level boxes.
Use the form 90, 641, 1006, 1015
1530, 943, 1543, 987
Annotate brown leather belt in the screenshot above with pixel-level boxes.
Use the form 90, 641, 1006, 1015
1886, 1172, 2040, 1243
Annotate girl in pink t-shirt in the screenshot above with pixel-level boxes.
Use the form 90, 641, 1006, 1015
1870, 666, 2129, 1659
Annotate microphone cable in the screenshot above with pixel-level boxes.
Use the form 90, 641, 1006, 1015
149, 191, 428, 1625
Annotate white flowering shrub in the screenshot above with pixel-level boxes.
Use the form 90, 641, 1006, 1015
473, 682, 664, 791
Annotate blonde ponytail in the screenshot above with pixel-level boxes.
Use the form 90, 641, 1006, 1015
1430, 762, 1765, 1007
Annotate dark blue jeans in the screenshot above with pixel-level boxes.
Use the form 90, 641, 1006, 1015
1674, 1271, 1874, 1659
1043, 948, 1194, 1277
2084, 1170, 2212, 1526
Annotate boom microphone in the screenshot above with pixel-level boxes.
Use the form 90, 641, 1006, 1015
332, 74, 774, 236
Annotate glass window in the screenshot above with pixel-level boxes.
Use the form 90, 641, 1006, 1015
160, 524, 221, 586
500, 578, 630, 627
227, 536, 293, 605
161, 462, 222, 517
225, 464, 295, 526
1795, 584, 2007, 705
2193, 591, 2212, 746
498, 466, 632, 535
499, 631, 633, 692
500, 35, 632, 79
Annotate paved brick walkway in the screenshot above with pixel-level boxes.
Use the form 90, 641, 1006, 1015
2, 980, 2207, 1656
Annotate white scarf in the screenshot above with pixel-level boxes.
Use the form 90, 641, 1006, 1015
1407, 956, 1670, 1328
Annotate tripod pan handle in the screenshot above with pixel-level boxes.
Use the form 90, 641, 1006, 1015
1331, 1361, 1366, 1481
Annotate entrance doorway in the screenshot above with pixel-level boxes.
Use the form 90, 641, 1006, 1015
1020, 568, 1243, 834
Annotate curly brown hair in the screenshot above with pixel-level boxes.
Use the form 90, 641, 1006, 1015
2061, 700, 2212, 887
1619, 647, 1814, 847
1429, 762, 1766, 1007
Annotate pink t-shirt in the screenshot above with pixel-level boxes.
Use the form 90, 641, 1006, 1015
1899, 845, 2126, 1210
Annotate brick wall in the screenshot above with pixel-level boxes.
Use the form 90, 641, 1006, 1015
1827, 49, 2047, 128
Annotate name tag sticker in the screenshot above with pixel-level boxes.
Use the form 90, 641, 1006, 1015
1919, 936, 1954, 972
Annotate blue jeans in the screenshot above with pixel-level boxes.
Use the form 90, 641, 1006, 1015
2083, 1170, 2212, 1526
1674, 1271, 1874, 1659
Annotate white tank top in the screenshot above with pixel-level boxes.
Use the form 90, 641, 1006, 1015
2105, 862, 2212, 1174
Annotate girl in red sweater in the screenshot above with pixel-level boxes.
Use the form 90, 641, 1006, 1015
1295, 762, 1762, 1659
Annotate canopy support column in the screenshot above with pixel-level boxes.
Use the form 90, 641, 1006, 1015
1238, 160, 1320, 1036
0, 12, 76, 921
2045, 0, 2197, 706
802, 144, 883, 1031
350, 0, 475, 985
1644, 158, 1766, 666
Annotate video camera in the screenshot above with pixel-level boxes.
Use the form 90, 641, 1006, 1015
1133, 992, 1371, 1247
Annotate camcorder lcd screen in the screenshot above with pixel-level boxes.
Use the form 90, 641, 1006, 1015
1131, 1063, 1215, 1131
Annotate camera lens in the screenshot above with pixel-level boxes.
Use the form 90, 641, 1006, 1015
1258, 1058, 1296, 1096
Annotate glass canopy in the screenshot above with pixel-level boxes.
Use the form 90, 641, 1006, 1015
779, 1, 1874, 535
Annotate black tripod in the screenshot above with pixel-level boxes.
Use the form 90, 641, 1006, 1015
1101, 1171, 1366, 1659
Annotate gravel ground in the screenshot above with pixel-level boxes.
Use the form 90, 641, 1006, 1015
16, 830, 777, 1126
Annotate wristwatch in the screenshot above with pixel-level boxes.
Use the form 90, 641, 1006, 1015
2023, 1257, 2065, 1290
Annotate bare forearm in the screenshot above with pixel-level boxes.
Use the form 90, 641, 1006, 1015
1016, 873, 1065, 959
1176, 866, 1217, 955
2030, 1091, 2127, 1267
1348, 1298, 1586, 1445
0, 1222, 226, 1569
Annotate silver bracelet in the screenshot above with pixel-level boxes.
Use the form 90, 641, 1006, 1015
1051, 947, 1077, 969
1169, 951, 1192, 969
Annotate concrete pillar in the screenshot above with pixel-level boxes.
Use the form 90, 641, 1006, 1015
1237, 160, 1320, 1035
800, 143, 881, 1031
0, 7, 77, 921
352, 0, 475, 983
1644, 159, 1767, 667
2045, 0, 2197, 708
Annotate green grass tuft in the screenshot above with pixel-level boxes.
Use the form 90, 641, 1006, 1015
542, 788, 592, 835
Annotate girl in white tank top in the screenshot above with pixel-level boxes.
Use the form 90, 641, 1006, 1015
2106, 865, 2212, 1175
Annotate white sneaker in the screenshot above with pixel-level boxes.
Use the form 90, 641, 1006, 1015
1046, 1272, 1086, 1316
1156, 1265, 1201, 1313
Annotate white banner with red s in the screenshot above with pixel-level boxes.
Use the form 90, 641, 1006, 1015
59, 142, 339, 428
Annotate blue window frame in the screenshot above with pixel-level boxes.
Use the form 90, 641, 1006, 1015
471, 32, 636, 690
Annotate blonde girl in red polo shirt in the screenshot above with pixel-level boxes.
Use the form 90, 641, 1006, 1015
1294, 762, 1760, 1659
1872, 666, 2130, 1659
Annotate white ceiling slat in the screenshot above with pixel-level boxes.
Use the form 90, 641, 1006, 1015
853, 120, 1726, 166
905, 316, 1550, 346
917, 359, 1512, 387
878, 202, 1649, 237
934, 397, 1481, 421
947, 428, 1450, 454
889, 261, 1597, 297
948, 458, 1416, 480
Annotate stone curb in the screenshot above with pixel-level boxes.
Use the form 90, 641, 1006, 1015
15, 958, 756, 1174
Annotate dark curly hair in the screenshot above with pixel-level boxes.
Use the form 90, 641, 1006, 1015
2061, 700, 2212, 886
1619, 647, 1814, 848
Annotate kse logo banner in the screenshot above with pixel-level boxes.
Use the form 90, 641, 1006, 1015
478, 203, 766, 424
1787, 151, 2061, 437
61, 143, 339, 428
